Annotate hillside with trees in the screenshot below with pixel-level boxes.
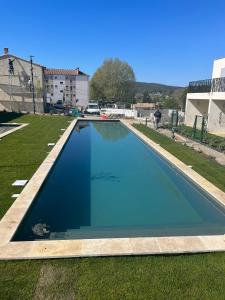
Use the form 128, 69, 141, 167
135, 82, 185, 101
135, 82, 183, 94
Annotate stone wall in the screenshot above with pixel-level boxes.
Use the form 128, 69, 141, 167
0, 56, 45, 113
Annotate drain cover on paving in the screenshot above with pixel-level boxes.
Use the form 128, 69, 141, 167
12, 194, 20, 198
12, 180, 28, 186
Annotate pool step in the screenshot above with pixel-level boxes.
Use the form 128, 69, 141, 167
49, 223, 225, 240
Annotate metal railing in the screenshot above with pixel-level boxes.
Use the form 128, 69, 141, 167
188, 77, 225, 93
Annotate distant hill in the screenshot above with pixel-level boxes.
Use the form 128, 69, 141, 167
135, 82, 185, 99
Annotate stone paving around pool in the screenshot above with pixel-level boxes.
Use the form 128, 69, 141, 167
0, 118, 224, 260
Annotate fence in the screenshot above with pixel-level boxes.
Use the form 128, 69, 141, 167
188, 77, 225, 93
136, 109, 184, 126
100, 108, 135, 118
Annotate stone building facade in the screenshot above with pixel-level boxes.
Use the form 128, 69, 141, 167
0, 48, 46, 113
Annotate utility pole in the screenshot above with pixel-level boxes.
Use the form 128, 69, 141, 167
30, 55, 36, 114
8, 58, 15, 111
9, 70, 13, 111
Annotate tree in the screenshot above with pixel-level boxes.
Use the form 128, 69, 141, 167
162, 97, 179, 109
142, 90, 151, 102
179, 88, 188, 111
90, 58, 136, 103
134, 92, 143, 103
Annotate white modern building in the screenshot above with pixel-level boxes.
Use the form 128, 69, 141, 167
44, 68, 89, 108
185, 58, 225, 135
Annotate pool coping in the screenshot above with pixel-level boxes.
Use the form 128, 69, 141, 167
0, 123, 28, 139
0, 118, 224, 260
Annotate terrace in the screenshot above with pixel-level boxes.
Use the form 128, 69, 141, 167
188, 77, 225, 93
185, 59, 225, 136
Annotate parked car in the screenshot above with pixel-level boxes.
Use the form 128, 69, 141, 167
53, 100, 64, 110
49, 100, 65, 114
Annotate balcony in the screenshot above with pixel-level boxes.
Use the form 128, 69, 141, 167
188, 77, 225, 93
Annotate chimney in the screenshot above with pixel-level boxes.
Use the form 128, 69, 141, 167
77, 67, 79, 74
4, 48, 9, 55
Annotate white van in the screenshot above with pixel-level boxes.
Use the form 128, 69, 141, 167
86, 102, 100, 115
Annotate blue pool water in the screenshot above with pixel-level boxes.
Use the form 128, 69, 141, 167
13, 121, 225, 241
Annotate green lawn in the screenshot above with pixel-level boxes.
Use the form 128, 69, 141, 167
0, 115, 225, 300
133, 124, 225, 193
0, 113, 73, 219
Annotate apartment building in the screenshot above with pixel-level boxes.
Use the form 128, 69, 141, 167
44, 68, 89, 108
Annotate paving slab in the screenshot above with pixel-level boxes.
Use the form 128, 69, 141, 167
12, 180, 28, 186
11, 194, 20, 198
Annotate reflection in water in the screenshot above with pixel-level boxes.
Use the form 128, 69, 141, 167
91, 172, 120, 182
93, 121, 128, 141
75, 121, 89, 132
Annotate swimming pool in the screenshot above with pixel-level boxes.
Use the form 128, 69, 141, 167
13, 120, 225, 241
0, 123, 19, 134
0, 123, 28, 139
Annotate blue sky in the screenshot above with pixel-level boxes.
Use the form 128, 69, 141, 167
1, 0, 225, 86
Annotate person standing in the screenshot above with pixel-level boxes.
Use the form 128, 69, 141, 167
8, 58, 15, 75
154, 108, 162, 129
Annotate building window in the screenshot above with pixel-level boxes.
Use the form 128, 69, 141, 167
60, 90, 63, 93
65, 76, 68, 80
73, 94, 76, 96
60, 82, 63, 84
55, 76, 57, 79
66, 94, 68, 96
70, 86, 72, 91
51, 93, 54, 96
55, 85, 58, 88
46, 79, 48, 83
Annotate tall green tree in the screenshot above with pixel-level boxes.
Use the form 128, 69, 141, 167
179, 88, 188, 111
90, 58, 136, 103
142, 90, 151, 102
162, 97, 179, 109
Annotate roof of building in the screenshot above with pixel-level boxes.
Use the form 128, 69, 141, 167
134, 102, 157, 109
44, 68, 88, 76
0, 54, 44, 68
0, 50, 88, 76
